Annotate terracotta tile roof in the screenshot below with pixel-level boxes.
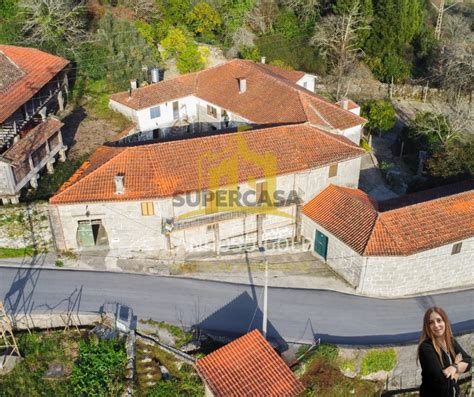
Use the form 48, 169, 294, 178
303, 184, 474, 256
2, 118, 63, 165
196, 330, 305, 397
336, 99, 360, 111
0, 45, 69, 123
110, 59, 365, 130
256, 63, 306, 82
50, 123, 364, 204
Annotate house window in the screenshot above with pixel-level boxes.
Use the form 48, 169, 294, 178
150, 106, 161, 119
207, 105, 217, 118
256, 181, 268, 204
141, 202, 155, 216
173, 101, 179, 119
328, 164, 338, 178
451, 242, 462, 255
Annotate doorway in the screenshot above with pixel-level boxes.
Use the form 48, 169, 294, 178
77, 219, 109, 248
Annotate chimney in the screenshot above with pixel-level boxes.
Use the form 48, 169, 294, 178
261, 56, 266, 64
114, 174, 125, 195
340, 98, 349, 110
130, 79, 138, 90
238, 78, 247, 93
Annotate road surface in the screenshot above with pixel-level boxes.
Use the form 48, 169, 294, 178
0, 267, 472, 346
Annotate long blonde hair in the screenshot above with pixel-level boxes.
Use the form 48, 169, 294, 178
418, 306, 455, 364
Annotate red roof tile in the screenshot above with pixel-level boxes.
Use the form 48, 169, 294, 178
256, 63, 306, 82
303, 184, 474, 256
3, 118, 63, 165
196, 330, 305, 397
50, 123, 364, 204
110, 59, 365, 130
0, 46, 69, 123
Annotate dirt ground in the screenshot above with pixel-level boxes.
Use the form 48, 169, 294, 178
58, 105, 130, 159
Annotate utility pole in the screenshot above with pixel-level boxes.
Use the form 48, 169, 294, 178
431, 0, 461, 40
259, 246, 268, 339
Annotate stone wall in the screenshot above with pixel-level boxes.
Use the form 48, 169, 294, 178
358, 238, 474, 297
0, 202, 53, 250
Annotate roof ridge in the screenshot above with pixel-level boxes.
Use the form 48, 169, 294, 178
301, 93, 334, 129
51, 146, 128, 202
335, 185, 378, 211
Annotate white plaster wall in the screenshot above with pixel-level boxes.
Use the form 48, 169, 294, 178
134, 95, 252, 133
340, 125, 362, 145
332, 157, 361, 189
358, 238, 474, 296
109, 100, 138, 122
297, 74, 316, 92
302, 217, 364, 287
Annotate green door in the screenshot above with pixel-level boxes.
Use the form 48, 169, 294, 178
77, 221, 95, 248
314, 230, 328, 259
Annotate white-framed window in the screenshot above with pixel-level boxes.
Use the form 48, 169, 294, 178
150, 106, 161, 119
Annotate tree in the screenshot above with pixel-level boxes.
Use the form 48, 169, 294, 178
310, 1, 369, 99
332, 0, 372, 45
282, 0, 320, 23
160, 27, 189, 59
411, 111, 468, 152
187, 1, 222, 38
364, 0, 424, 81
0, 0, 23, 44
361, 100, 396, 134
245, 0, 279, 35
176, 44, 208, 73
19, 0, 87, 54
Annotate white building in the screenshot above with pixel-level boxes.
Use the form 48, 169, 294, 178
302, 183, 474, 297
109, 59, 364, 145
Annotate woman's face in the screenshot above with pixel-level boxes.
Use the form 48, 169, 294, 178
429, 311, 446, 338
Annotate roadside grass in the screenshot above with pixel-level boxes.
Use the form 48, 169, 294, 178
0, 246, 35, 258
0, 330, 127, 396
360, 348, 397, 375
139, 319, 193, 348
296, 343, 381, 396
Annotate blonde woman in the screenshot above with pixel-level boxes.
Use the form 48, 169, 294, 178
418, 306, 471, 397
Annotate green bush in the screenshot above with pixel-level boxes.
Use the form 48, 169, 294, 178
361, 100, 396, 134
0, 246, 35, 258
55, 260, 64, 267
70, 336, 127, 396
360, 348, 396, 375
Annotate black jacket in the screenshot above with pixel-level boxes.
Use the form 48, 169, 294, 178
419, 338, 472, 397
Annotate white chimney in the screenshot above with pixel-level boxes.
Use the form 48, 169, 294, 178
114, 174, 125, 195
340, 98, 349, 110
130, 79, 138, 90
261, 56, 266, 64
238, 78, 247, 93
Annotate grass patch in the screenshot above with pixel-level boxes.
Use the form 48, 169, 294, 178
360, 139, 372, 152
146, 363, 204, 397
55, 260, 64, 267
140, 319, 193, 348
60, 250, 78, 260
340, 358, 356, 372
0, 246, 35, 258
360, 348, 397, 375
22, 155, 89, 202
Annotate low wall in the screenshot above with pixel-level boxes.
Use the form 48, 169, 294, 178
0, 202, 53, 251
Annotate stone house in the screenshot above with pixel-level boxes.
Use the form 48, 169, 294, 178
196, 329, 304, 397
49, 123, 365, 254
302, 182, 474, 296
109, 59, 363, 145
0, 45, 69, 204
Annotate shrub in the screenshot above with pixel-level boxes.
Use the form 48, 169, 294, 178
55, 260, 64, 267
70, 336, 127, 396
360, 348, 396, 375
361, 100, 396, 134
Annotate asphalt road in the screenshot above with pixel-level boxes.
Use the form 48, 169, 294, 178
0, 267, 472, 346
